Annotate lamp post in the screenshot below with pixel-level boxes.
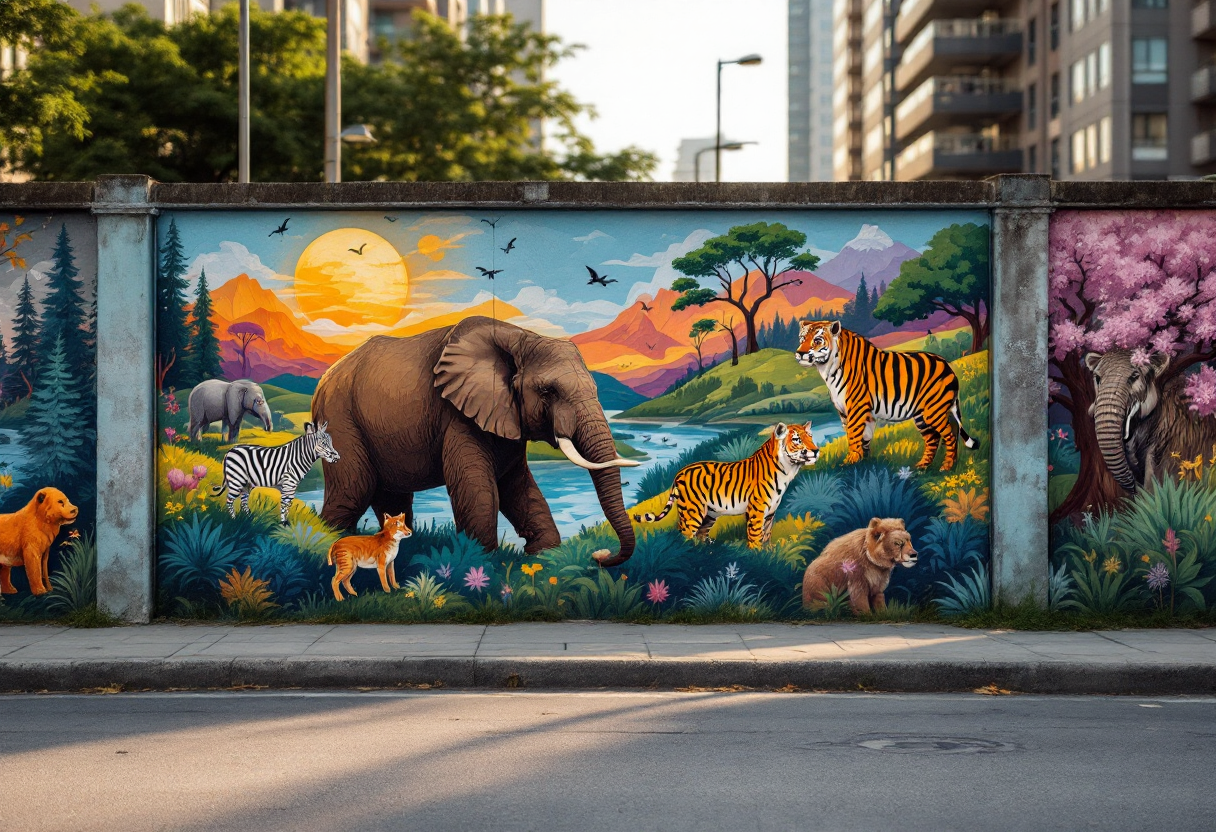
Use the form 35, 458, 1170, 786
716, 53, 762, 182
324, 0, 341, 183
695, 141, 756, 183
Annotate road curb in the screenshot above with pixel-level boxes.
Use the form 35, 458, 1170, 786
3, 658, 1216, 695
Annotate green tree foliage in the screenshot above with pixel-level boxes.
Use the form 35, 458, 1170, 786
688, 318, 717, 370
156, 218, 192, 390
39, 224, 91, 381
6, 6, 656, 183
24, 336, 95, 492
11, 276, 40, 394
874, 222, 991, 353
839, 273, 880, 335
670, 222, 820, 354
189, 267, 222, 382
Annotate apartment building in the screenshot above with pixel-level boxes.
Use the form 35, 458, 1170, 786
790, 0, 837, 180
835, 0, 1209, 180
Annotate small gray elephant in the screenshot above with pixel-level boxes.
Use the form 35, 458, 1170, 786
188, 379, 273, 442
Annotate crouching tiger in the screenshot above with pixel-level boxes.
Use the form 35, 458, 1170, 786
633, 422, 818, 548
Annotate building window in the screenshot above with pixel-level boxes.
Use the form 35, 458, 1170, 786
1132, 113, 1168, 160
1098, 42, 1111, 89
1131, 0, 1165, 7
1028, 18, 1037, 66
1099, 116, 1112, 164
1071, 130, 1086, 173
1050, 3, 1060, 49
1071, 60, 1085, 105
1086, 51, 1098, 98
1070, 0, 1085, 31
1085, 123, 1098, 169
1050, 73, 1060, 118
1132, 38, 1168, 84
1028, 83, 1037, 130
1051, 137, 1061, 178
1028, 143, 1038, 173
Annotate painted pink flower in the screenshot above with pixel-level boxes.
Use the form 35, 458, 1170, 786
163, 427, 177, 443
1163, 528, 1180, 557
166, 468, 189, 491
840, 561, 857, 575
646, 579, 670, 605
192, 465, 208, 480
436, 563, 453, 580
1185, 365, 1216, 417
463, 566, 490, 592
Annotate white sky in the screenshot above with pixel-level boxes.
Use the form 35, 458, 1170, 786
544, 0, 789, 183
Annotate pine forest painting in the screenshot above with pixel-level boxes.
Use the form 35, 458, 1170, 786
154, 210, 992, 622
0, 213, 97, 622
1048, 211, 1216, 617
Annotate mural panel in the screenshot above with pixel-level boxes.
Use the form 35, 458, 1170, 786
0, 212, 97, 622
155, 210, 991, 621
1049, 211, 1216, 615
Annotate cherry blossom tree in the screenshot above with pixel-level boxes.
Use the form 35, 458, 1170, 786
1049, 210, 1216, 522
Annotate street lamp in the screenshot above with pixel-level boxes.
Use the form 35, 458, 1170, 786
695, 141, 756, 183
340, 124, 377, 144
716, 53, 762, 182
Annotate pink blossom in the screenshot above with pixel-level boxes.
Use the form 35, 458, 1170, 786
1163, 528, 1180, 557
1185, 365, 1216, 417
463, 566, 490, 592
1129, 348, 1152, 369
166, 468, 189, 491
840, 561, 857, 575
192, 465, 208, 480
646, 579, 670, 605
163, 427, 177, 443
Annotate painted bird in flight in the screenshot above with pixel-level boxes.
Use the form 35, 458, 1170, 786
501, 237, 517, 254
645, 342, 656, 351
269, 218, 290, 237
481, 218, 500, 229
640, 301, 653, 312
586, 266, 617, 286
385, 216, 398, 222
348, 243, 368, 255
476, 266, 504, 279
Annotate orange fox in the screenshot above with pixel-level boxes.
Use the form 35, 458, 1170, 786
327, 513, 412, 601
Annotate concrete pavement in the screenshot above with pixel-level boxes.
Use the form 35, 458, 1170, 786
3, 622, 1216, 694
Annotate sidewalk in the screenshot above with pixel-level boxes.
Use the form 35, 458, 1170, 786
2, 622, 1215, 695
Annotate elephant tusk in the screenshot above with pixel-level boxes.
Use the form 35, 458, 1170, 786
556, 436, 641, 470
1124, 400, 1140, 442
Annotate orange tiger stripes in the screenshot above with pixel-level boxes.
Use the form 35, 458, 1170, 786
794, 320, 978, 471
632, 423, 818, 548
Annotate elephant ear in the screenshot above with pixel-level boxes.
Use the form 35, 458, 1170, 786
433, 320, 521, 440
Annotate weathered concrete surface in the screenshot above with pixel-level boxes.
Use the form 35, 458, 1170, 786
3, 622, 1216, 694
0, 182, 94, 208
991, 175, 1051, 606
94, 175, 156, 623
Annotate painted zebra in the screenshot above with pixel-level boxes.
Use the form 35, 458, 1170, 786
794, 319, 979, 472
211, 421, 341, 524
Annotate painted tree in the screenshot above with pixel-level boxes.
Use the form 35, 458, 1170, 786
24, 336, 94, 491
1048, 210, 1216, 522
156, 217, 192, 391
39, 224, 91, 381
11, 275, 40, 395
839, 273, 878, 335
670, 222, 820, 354
874, 222, 991, 353
0, 215, 33, 271
229, 321, 265, 378
689, 318, 717, 371
715, 313, 740, 366
189, 268, 222, 382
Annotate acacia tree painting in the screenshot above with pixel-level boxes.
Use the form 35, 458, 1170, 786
670, 222, 820, 354
1048, 211, 1216, 523
688, 318, 716, 370
875, 222, 990, 353
229, 321, 265, 378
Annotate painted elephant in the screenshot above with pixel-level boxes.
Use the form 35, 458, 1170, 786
188, 379, 274, 443
312, 317, 641, 567
1085, 349, 1216, 490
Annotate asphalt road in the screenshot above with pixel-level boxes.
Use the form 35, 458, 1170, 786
2, 690, 1213, 832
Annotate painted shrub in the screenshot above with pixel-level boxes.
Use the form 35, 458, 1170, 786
154, 210, 991, 621
0, 214, 98, 621
1048, 210, 1216, 615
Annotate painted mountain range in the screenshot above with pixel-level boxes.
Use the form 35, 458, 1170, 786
815, 224, 921, 293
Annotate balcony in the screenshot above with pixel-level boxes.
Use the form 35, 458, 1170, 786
1195, 0, 1216, 40
1194, 64, 1216, 103
1193, 132, 1216, 165
894, 131, 1022, 179
895, 19, 1023, 93
894, 76, 1022, 141
894, 0, 999, 44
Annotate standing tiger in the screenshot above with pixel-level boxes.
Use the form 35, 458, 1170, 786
632, 422, 818, 548
794, 320, 978, 471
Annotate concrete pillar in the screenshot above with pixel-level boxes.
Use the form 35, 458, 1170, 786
93, 176, 157, 623
989, 174, 1052, 606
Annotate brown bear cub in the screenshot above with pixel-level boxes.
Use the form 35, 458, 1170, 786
801, 517, 917, 615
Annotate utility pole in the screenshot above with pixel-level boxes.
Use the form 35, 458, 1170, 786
324, 0, 341, 183
238, 0, 250, 183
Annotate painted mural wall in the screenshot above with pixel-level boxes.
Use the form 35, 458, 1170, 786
1049, 210, 1216, 616
0, 212, 97, 622
154, 210, 992, 621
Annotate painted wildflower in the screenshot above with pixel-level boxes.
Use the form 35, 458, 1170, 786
192, 464, 208, 480
500, 584, 513, 600
163, 427, 177, 443
1163, 528, 1180, 557
1141, 554, 1152, 564
724, 562, 740, 580
463, 566, 489, 592
436, 563, 453, 580
1084, 550, 1097, 564
434, 595, 446, 608
897, 466, 912, 480
0, 474, 13, 488
840, 560, 857, 575
548, 576, 558, 585
521, 563, 543, 577
1056, 428, 1068, 440
1102, 555, 1120, 575
646, 579, 670, 605
1145, 563, 1171, 592
68, 530, 80, 539
405, 591, 415, 598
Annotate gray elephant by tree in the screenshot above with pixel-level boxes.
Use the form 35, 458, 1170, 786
188, 379, 274, 442
311, 317, 641, 567
1085, 349, 1216, 490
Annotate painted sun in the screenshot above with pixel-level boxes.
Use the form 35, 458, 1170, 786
293, 229, 408, 328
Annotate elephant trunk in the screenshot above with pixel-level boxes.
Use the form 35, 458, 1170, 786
1094, 393, 1138, 493
258, 402, 273, 431
567, 403, 636, 568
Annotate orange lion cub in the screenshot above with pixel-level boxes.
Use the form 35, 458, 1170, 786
801, 517, 917, 615
0, 487, 78, 596
327, 513, 412, 601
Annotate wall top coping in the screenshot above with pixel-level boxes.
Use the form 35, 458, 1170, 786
5, 175, 1216, 212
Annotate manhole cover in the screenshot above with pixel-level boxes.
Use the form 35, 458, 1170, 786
856, 736, 1016, 754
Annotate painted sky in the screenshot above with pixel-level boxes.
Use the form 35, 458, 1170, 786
0, 213, 97, 342
163, 209, 986, 340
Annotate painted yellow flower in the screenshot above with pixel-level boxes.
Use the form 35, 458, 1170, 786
405, 591, 415, 598
1102, 556, 1120, 575
548, 576, 558, 585
1141, 554, 1152, 563
1207, 514, 1213, 523
0, 474, 12, 488
434, 595, 446, 608
1084, 550, 1097, 563
521, 563, 543, 577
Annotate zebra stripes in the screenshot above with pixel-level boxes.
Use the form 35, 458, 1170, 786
211, 421, 341, 524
